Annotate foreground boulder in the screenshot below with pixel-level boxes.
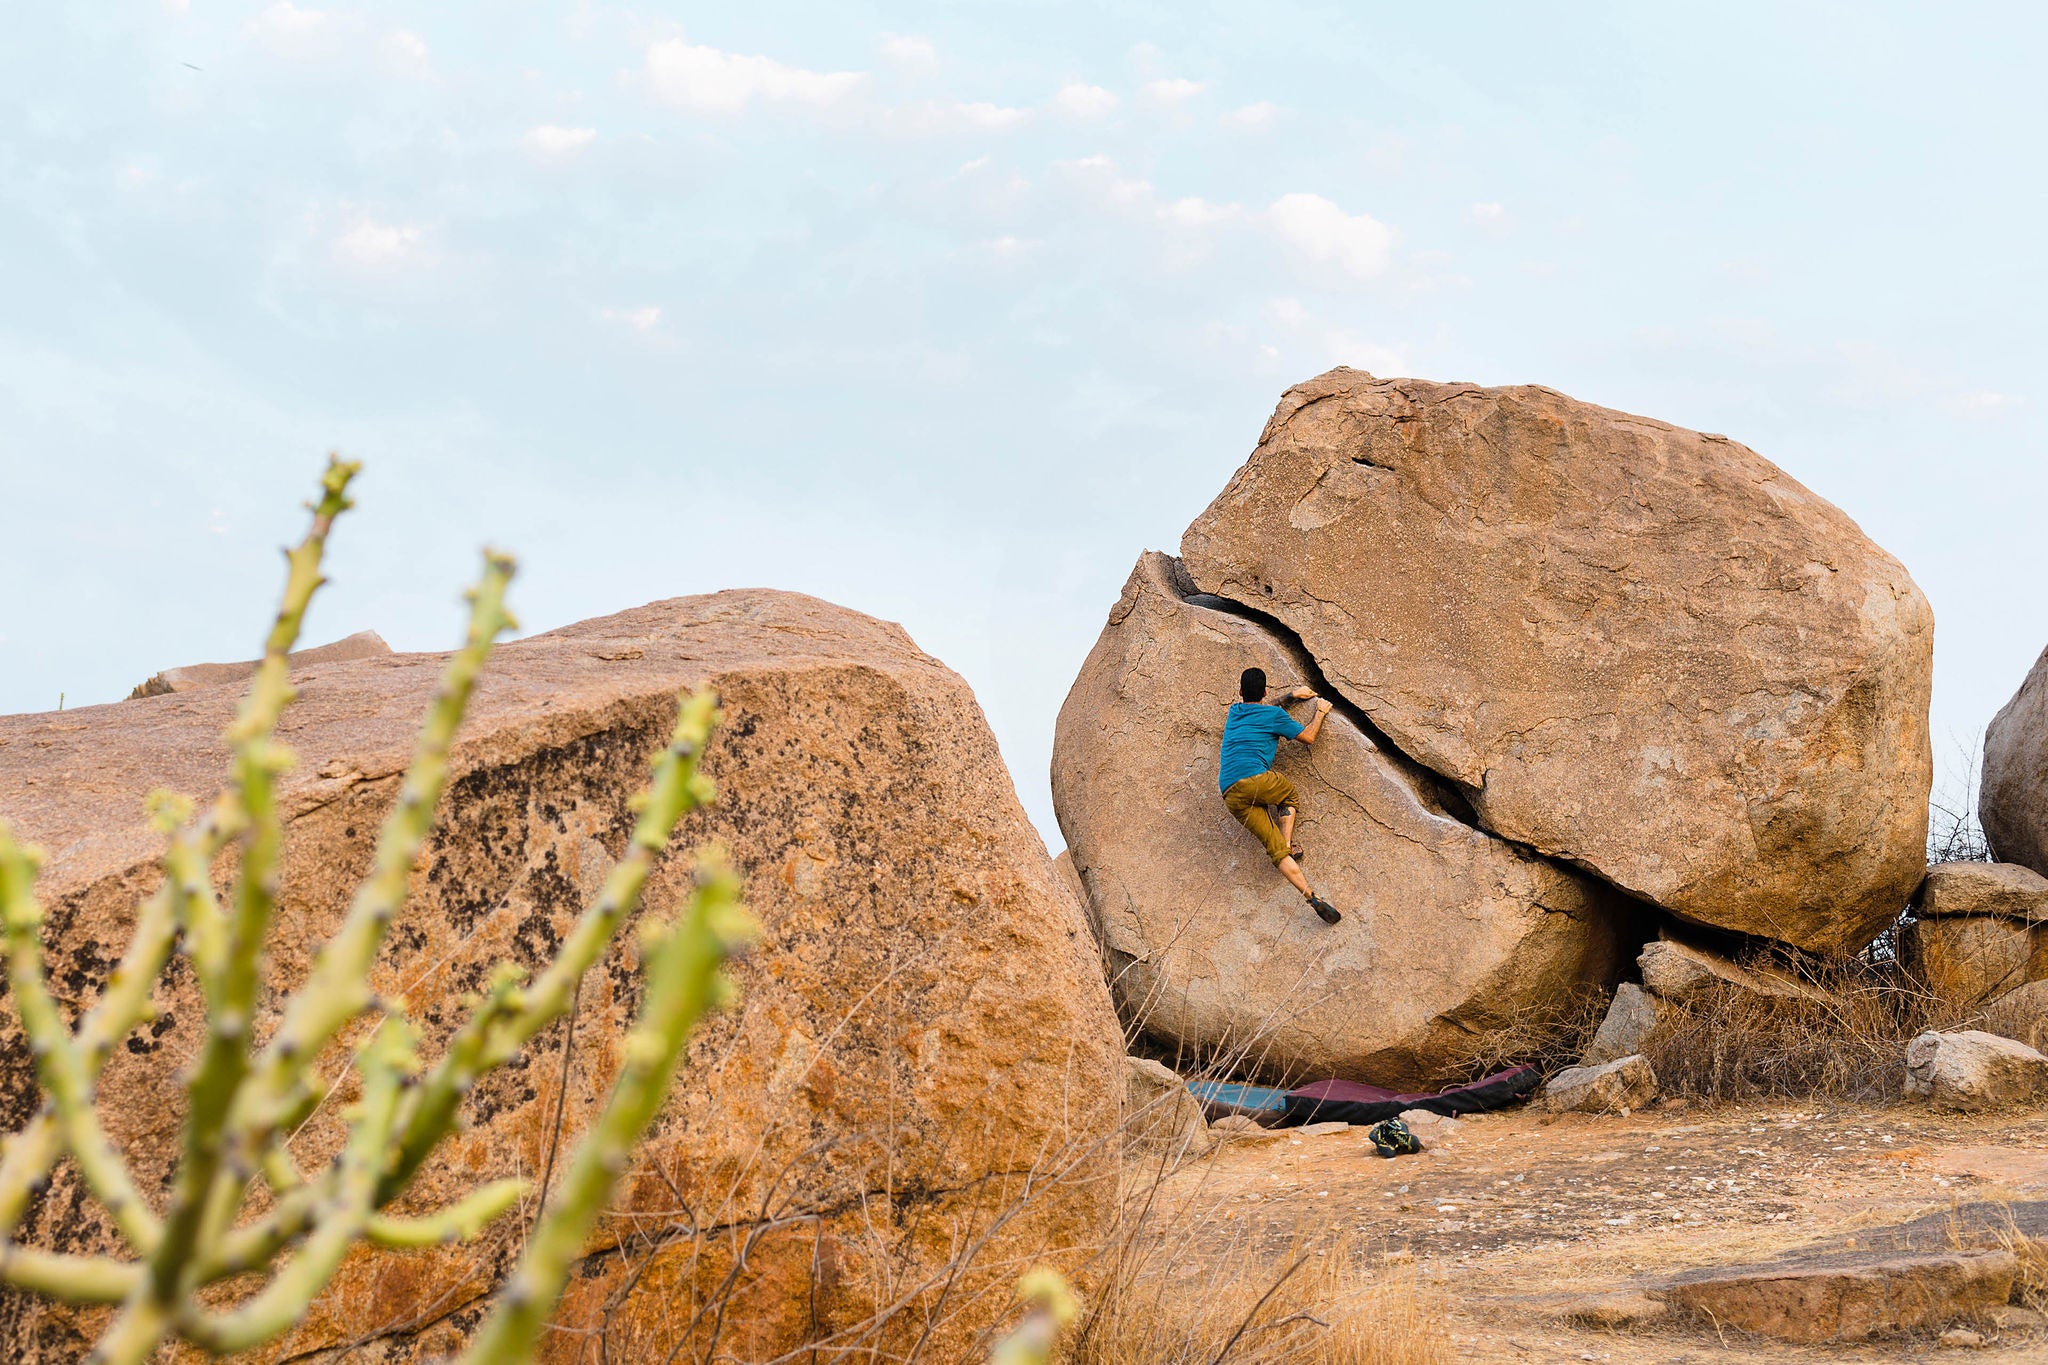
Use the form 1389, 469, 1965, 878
0, 592, 1122, 1364
1052, 553, 1626, 1088
1904, 1030, 2048, 1111
1178, 369, 1933, 952
1985, 648, 2048, 876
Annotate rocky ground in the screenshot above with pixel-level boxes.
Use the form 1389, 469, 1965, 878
1144, 1100, 2048, 1362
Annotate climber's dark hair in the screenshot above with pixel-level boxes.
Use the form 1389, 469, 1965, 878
1239, 668, 1267, 703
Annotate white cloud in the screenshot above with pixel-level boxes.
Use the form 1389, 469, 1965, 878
1161, 196, 1239, 227
645, 38, 864, 113
880, 34, 937, 71
334, 217, 422, 268
1955, 390, 2027, 415
1052, 83, 1119, 118
524, 124, 597, 157
1267, 297, 1407, 374
956, 102, 1030, 130
1222, 101, 1278, 129
248, 2, 333, 53
1266, 193, 1396, 280
382, 28, 429, 73
1471, 201, 1506, 222
1143, 78, 1204, 103
601, 306, 662, 334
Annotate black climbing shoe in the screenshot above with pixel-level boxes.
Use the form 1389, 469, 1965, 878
1307, 894, 1342, 925
1366, 1117, 1422, 1157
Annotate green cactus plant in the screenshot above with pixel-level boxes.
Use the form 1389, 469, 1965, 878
0, 458, 756, 1365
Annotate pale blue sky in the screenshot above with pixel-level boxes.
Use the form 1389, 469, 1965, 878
5, 3, 2042, 839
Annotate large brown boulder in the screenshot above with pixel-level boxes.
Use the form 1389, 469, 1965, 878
0, 592, 1121, 1363
1178, 369, 1933, 952
1051, 552, 1626, 1088
1985, 652, 2048, 877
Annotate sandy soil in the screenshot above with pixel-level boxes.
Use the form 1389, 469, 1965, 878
1143, 1100, 2048, 1362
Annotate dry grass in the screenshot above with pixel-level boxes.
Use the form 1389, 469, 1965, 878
1071, 1224, 1450, 1365
1641, 955, 1938, 1103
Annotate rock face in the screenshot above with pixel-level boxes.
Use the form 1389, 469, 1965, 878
1984, 648, 2048, 877
1539, 1055, 1658, 1114
1904, 1030, 2048, 1111
1914, 860, 2048, 922
0, 592, 1122, 1364
1052, 552, 1627, 1088
1178, 369, 1933, 952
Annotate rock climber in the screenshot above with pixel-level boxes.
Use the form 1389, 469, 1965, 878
1219, 666, 1343, 924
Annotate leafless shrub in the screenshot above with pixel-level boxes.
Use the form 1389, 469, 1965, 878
1641, 956, 1938, 1103
1929, 728, 1993, 864
1435, 985, 1610, 1085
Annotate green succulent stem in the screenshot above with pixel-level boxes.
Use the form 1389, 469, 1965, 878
457, 849, 754, 1365
0, 460, 751, 1363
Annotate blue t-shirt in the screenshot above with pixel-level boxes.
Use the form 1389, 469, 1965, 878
1217, 702, 1304, 792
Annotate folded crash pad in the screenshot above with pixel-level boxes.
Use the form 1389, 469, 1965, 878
1280, 1066, 1540, 1127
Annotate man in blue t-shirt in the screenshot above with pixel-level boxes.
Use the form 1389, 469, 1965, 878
1219, 666, 1342, 924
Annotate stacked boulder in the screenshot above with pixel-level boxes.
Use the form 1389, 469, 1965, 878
1054, 369, 1935, 1087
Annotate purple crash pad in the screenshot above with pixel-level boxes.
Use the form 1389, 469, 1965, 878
1280, 1065, 1541, 1127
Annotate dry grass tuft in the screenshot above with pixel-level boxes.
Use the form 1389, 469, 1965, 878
1641, 956, 1938, 1103
1072, 1226, 1451, 1365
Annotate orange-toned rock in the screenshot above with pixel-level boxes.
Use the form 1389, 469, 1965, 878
1179, 369, 1933, 952
0, 592, 1121, 1363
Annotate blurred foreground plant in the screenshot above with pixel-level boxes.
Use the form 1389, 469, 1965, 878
0, 458, 755, 1365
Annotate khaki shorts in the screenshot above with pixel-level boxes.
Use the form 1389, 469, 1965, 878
1223, 770, 1299, 866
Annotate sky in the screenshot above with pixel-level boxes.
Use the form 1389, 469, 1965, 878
4, 3, 2044, 844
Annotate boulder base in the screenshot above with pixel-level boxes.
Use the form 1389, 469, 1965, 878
1180, 369, 1932, 952
0, 592, 1122, 1364
1052, 552, 1626, 1088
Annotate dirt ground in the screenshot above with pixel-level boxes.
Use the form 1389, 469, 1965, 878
1146, 1100, 2048, 1363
